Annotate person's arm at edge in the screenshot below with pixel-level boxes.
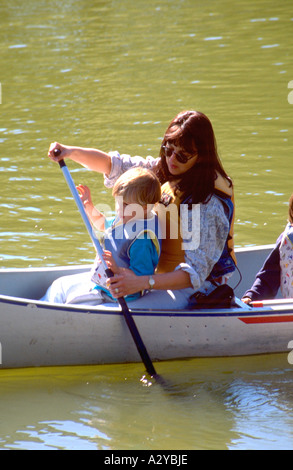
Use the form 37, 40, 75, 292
242, 235, 282, 302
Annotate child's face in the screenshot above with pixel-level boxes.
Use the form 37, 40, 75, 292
115, 197, 149, 223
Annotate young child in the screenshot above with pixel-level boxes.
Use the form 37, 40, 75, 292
41, 167, 162, 305
79, 167, 162, 302
242, 194, 293, 303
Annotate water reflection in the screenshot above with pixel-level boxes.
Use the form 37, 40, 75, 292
0, 355, 292, 450
226, 376, 293, 449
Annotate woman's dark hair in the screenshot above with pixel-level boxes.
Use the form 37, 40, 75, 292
154, 110, 232, 204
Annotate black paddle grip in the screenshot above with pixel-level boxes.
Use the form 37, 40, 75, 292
53, 148, 65, 168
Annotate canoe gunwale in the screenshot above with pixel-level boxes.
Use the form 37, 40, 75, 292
1, 292, 293, 318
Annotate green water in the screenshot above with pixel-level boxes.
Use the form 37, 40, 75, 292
1, 0, 293, 450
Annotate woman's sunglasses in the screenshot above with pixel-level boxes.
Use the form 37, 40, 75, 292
161, 144, 196, 164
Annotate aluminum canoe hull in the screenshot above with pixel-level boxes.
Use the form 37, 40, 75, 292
0, 245, 292, 369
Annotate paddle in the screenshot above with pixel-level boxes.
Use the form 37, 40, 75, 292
53, 148, 158, 380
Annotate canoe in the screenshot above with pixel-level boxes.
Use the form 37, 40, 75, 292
0, 244, 292, 369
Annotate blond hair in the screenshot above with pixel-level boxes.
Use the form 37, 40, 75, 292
112, 167, 161, 205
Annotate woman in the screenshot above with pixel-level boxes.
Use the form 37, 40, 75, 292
48, 110, 236, 309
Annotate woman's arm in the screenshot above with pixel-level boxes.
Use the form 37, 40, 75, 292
107, 233, 193, 298
107, 268, 192, 299
179, 196, 230, 290
103, 151, 159, 188
48, 142, 112, 175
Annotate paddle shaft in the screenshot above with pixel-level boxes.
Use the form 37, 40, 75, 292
54, 150, 157, 377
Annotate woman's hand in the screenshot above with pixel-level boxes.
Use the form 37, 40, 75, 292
48, 142, 71, 163
107, 269, 147, 298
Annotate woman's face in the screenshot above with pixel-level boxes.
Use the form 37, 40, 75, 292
163, 142, 198, 176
